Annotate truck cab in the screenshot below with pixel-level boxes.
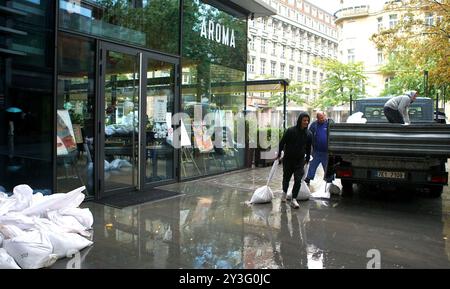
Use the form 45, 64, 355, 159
355, 97, 435, 123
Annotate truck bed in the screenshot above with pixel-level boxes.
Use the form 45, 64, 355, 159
328, 123, 450, 158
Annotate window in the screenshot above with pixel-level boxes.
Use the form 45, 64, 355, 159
347, 49, 355, 63
271, 61, 276, 76
261, 39, 266, 53
425, 13, 434, 26
249, 57, 255, 73
290, 48, 295, 60
250, 36, 255, 50
260, 59, 266, 75
389, 14, 398, 28
262, 17, 267, 29
272, 42, 277, 55
281, 45, 286, 58
60, 0, 180, 54
299, 51, 303, 63
305, 69, 310, 82
280, 63, 286, 78
312, 71, 317, 83
377, 50, 383, 64
297, 67, 302, 82
289, 66, 294, 80
377, 17, 383, 31
306, 53, 310, 65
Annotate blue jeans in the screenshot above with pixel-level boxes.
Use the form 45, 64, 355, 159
307, 151, 334, 182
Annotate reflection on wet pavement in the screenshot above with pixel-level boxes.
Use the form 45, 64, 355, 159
51, 166, 450, 269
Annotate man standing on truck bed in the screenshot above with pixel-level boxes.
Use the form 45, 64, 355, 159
277, 112, 312, 209
383, 90, 418, 124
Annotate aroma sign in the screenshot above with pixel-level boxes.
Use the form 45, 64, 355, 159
200, 19, 236, 48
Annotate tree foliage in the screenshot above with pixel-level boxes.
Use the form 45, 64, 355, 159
268, 82, 307, 107
371, 0, 449, 97
313, 59, 367, 109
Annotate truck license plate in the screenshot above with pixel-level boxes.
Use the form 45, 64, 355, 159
376, 171, 405, 179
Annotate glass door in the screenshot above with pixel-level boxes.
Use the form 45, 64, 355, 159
99, 43, 140, 196
143, 58, 176, 184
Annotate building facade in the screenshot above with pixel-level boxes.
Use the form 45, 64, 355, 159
0, 0, 274, 199
246, 0, 338, 124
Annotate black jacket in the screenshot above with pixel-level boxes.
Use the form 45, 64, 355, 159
278, 112, 312, 162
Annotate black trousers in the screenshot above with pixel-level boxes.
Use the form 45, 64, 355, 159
282, 159, 304, 199
383, 106, 404, 124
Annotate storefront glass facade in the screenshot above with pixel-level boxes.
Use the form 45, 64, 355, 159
0, 0, 55, 192
181, 0, 247, 179
1, 0, 249, 197
59, 0, 180, 55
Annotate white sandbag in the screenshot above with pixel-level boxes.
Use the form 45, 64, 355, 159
249, 185, 273, 204
287, 180, 311, 201
0, 224, 25, 239
22, 186, 85, 216
3, 230, 58, 269
311, 186, 331, 199
0, 196, 16, 216
10, 185, 33, 212
46, 231, 93, 259
31, 192, 44, 204
58, 207, 93, 229
346, 112, 367, 124
0, 248, 20, 269
45, 211, 90, 237
297, 180, 311, 201
286, 161, 311, 200
249, 159, 279, 204
0, 212, 35, 230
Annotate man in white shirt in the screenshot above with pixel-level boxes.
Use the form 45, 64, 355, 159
383, 91, 418, 124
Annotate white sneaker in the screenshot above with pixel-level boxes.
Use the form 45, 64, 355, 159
281, 192, 287, 202
290, 198, 300, 209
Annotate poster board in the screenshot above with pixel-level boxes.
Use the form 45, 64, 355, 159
73, 124, 83, 144
193, 123, 213, 153
57, 109, 77, 155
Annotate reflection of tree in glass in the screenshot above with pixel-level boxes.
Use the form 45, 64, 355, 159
95, 0, 180, 54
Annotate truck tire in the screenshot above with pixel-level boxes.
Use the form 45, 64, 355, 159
341, 180, 353, 197
428, 186, 443, 198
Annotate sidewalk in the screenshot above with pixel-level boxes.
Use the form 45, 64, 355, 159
49, 165, 450, 269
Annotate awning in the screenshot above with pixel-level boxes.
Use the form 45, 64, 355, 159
230, 0, 277, 18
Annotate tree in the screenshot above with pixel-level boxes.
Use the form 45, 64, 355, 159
371, 0, 449, 97
313, 59, 367, 109
378, 44, 428, 96
268, 82, 307, 107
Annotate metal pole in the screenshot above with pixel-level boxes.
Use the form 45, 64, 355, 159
283, 81, 286, 131
435, 89, 439, 121
349, 90, 353, 115
424, 70, 428, 98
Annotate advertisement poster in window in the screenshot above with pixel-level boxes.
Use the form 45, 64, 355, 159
57, 109, 77, 155
193, 122, 213, 153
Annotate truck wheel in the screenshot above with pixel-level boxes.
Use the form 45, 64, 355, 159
427, 186, 443, 198
341, 180, 353, 197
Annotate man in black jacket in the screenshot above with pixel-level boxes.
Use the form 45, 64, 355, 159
277, 112, 312, 209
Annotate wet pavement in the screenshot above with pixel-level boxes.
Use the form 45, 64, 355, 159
50, 166, 450, 269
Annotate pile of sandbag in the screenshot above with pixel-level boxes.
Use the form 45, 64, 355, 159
0, 185, 93, 269
346, 112, 367, 123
